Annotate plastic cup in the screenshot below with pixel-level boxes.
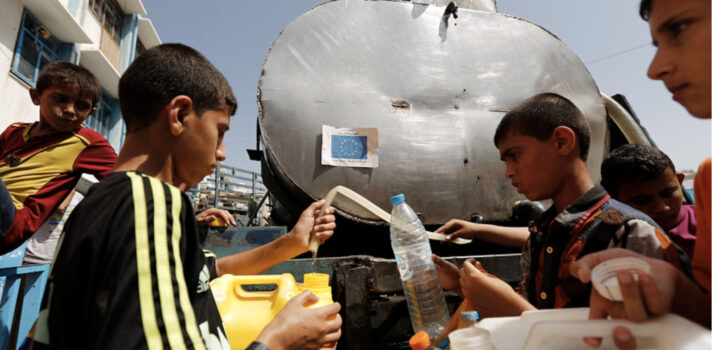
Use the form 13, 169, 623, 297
591, 257, 652, 301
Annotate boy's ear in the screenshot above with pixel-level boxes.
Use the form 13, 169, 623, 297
551, 126, 577, 156
676, 172, 685, 184
166, 95, 194, 136
29, 88, 41, 105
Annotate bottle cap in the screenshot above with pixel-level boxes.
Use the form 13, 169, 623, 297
409, 331, 431, 350
390, 194, 405, 205
436, 339, 450, 348
461, 310, 480, 322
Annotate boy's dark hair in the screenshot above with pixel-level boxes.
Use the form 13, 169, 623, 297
639, 0, 652, 20
600, 144, 676, 196
493, 93, 592, 160
118, 43, 237, 133
36, 61, 102, 106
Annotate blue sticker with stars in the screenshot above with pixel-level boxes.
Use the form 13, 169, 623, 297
331, 135, 368, 159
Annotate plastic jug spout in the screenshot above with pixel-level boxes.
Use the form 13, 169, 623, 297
303, 273, 330, 292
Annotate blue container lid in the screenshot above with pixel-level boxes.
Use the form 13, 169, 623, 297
390, 194, 405, 205
461, 310, 480, 322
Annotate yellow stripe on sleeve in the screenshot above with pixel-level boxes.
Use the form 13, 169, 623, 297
168, 185, 207, 350
127, 172, 163, 350
148, 177, 188, 350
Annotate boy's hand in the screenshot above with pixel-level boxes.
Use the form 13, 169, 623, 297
460, 259, 534, 316
287, 200, 336, 255
256, 291, 342, 350
435, 219, 478, 241
432, 254, 462, 295
195, 208, 236, 226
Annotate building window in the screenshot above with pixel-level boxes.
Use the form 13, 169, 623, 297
12, 10, 64, 86
88, 0, 124, 70
86, 94, 113, 138
88, 0, 124, 44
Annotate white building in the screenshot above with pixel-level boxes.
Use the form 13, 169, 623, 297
0, 0, 161, 150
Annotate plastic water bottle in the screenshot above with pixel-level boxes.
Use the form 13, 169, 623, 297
390, 194, 450, 340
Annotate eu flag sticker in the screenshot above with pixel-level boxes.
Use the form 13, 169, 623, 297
322, 125, 378, 168
332, 135, 368, 159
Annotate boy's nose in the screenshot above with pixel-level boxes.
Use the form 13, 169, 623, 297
505, 165, 515, 179
647, 46, 673, 81
216, 140, 226, 162
651, 197, 670, 214
64, 104, 76, 115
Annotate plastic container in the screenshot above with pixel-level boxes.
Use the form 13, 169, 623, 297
390, 194, 450, 339
209, 216, 228, 227
210, 272, 333, 349
449, 327, 496, 350
477, 307, 712, 350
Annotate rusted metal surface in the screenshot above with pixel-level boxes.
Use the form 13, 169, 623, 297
259, 254, 522, 349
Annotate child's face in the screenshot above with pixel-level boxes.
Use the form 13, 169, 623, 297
646, 0, 711, 119
615, 168, 684, 231
173, 109, 230, 188
30, 85, 95, 132
498, 132, 562, 202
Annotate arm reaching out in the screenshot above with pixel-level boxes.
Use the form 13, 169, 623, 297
216, 200, 336, 276
435, 219, 528, 248
459, 259, 535, 316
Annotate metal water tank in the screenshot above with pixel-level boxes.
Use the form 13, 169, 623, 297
257, 0, 608, 225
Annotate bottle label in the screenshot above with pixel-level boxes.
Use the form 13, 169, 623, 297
395, 253, 413, 280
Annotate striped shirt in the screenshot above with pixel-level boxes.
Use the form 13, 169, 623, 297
34, 172, 229, 349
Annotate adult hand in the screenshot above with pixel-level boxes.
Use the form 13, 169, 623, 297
287, 200, 336, 255
195, 208, 236, 226
256, 291, 342, 350
435, 219, 478, 241
432, 254, 462, 295
459, 259, 534, 316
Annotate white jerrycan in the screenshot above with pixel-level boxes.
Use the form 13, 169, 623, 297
477, 307, 711, 350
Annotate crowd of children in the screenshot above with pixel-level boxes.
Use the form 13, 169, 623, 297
0, 0, 707, 349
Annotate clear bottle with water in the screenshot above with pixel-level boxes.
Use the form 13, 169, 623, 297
390, 194, 450, 340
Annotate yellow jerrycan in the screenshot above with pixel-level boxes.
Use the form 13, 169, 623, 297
210, 272, 333, 349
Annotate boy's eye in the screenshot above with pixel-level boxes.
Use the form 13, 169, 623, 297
661, 187, 678, 198
54, 95, 68, 103
631, 198, 651, 206
670, 22, 688, 38
75, 102, 91, 112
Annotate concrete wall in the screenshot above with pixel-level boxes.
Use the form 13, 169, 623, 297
0, 1, 41, 131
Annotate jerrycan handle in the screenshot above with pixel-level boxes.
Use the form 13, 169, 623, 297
229, 274, 294, 300
521, 319, 685, 350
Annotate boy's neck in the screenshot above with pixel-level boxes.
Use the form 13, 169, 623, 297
113, 129, 191, 191
551, 159, 595, 214
28, 120, 73, 138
